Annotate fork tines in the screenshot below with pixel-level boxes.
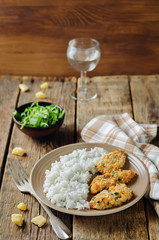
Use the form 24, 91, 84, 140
8, 159, 29, 185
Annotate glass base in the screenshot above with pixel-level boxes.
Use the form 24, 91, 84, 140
70, 89, 97, 101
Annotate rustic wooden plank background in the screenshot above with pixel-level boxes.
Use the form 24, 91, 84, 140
0, 76, 20, 181
0, 76, 76, 239
130, 75, 159, 240
74, 76, 148, 240
0, 0, 159, 76
130, 75, 159, 125
0, 75, 159, 240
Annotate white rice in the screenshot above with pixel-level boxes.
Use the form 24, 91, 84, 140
43, 147, 107, 210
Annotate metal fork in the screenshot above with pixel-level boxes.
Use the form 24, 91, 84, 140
8, 159, 72, 240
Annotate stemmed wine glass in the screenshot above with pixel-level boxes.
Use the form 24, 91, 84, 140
67, 38, 101, 101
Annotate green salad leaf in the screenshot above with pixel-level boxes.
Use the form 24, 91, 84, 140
13, 102, 65, 129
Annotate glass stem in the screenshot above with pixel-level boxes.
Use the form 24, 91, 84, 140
80, 71, 87, 93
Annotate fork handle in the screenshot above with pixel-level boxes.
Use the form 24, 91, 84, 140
32, 193, 72, 239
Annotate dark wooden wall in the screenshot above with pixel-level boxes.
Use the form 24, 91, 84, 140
0, 0, 159, 77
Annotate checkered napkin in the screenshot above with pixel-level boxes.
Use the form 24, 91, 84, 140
81, 113, 159, 216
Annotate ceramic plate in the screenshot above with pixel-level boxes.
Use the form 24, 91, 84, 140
30, 143, 149, 216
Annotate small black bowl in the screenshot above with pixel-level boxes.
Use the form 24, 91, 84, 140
13, 102, 65, 138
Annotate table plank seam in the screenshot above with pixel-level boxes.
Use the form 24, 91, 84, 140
128, 75, 135, 120
0, 86, 21, 189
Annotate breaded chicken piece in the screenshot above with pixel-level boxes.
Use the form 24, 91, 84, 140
96, 149, 126, 174
90, 169, 137, 194
89, 183, 133, 209
111, 169, 137, 183
90, 174, 116, 194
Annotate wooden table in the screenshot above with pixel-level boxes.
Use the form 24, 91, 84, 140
0, 75, 159, 240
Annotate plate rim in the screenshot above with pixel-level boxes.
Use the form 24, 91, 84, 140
30, 142, 149, 216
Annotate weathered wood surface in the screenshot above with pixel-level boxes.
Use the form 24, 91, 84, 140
0, 76, 20, 181
73, 201, 147, 240
130, 75, 159, 240
74, 75, 148, 240
0, 75, 159, 240
0, 1, 159, 76
130, 75, 159, 125
0, 76, 75, 239
77, 75, 133, 131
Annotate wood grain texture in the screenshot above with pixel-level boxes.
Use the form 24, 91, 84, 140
130, 75, 159, 240
74, 76, 148, 240
0, 76, 20, 180
0, 76, 76, 239
145, 200, 159, 240
73, 200, 148, 240
130, 75, 159, 125
0, 75, 159, 239
0, 1, 159, 76
77, 75, 133, 137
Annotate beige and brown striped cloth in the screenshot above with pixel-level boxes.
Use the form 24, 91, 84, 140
81, 113, 159, 216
